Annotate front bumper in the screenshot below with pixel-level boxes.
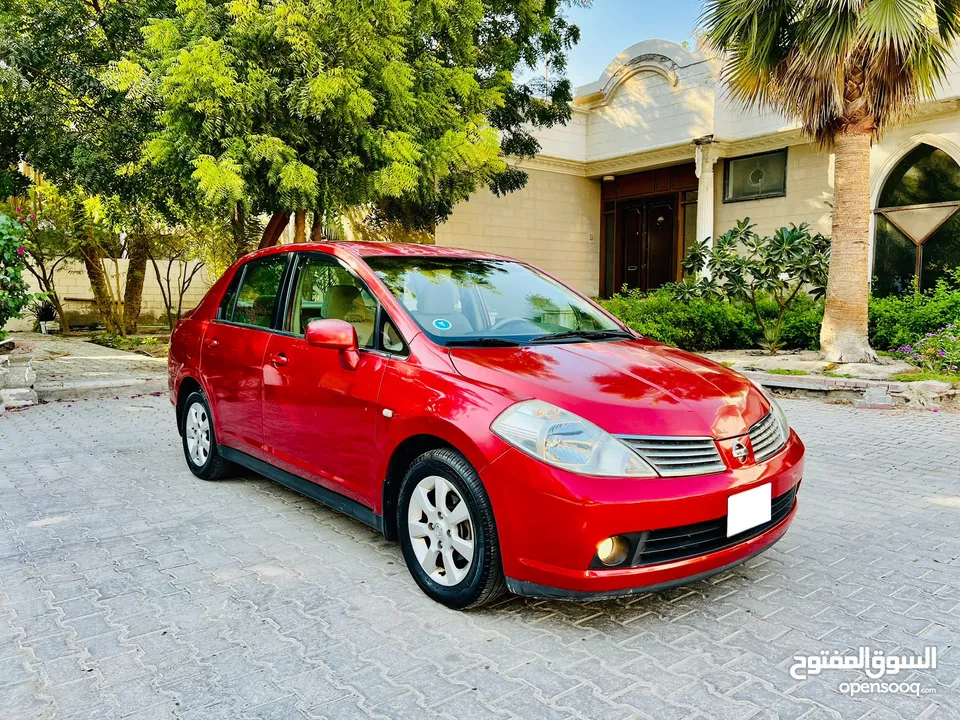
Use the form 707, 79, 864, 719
480, 429, 804, 598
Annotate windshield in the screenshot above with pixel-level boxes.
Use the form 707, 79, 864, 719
363, 256, 629, 346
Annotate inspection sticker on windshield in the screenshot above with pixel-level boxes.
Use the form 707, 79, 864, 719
433, 318, 452, 330
726, 483, 771, 537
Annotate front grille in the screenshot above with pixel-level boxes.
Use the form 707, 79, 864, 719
749, 412, 787, 461
620, 436, 726, 477
590, 486, 798, 569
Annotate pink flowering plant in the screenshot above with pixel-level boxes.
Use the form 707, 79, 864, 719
895, 324, 960, 374
0, 213, 38, 339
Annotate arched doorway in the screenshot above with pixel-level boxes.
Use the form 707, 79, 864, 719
873, 143, 960, 295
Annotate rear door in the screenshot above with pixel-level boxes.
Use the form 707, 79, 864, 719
201, 253, 291, 458
262, 251, 393, 508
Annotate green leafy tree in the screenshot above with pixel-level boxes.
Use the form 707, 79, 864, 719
701, 0, 960, 362
677, 219, 831, 353
125, 0, 587, 245
0, 0, 189, 332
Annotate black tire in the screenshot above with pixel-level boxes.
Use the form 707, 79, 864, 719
397, 448, 507, 609
180, 391, 234, 480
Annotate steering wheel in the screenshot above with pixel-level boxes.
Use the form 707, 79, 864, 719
487, 317, 534, 334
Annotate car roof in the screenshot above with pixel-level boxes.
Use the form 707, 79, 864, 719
252, 241, 513, 263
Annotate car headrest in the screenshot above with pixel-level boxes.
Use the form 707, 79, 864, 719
323, 285, 365, 321
417, 281, 459, 315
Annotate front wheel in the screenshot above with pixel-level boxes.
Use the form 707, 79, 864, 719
397, 448, 506, 609
181, 391, 234, 480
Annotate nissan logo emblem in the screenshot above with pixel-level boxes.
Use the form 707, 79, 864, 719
732, 441, 749, 462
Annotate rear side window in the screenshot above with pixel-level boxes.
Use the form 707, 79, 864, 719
227, 255, 289, 328
217, 272, 243, 320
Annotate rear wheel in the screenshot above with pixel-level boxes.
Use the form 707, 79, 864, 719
181, 391, 234, 480
398, 448, 506, 609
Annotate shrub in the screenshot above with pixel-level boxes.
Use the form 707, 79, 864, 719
869, 271, 960, 350
758, 292, 823, 351
602, 287, 827, 353
677, 219, 830, 353
601, 288, 761, 351
0, 213, 35, 337
893, 325, 960, 374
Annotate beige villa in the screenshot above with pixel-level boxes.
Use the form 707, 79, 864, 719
436, 39, 960, 299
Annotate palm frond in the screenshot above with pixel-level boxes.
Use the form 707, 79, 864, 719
702, 0, 960, 143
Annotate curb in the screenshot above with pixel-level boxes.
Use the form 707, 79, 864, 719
35, 378, 168, 402
742, 370, 908, 394
744, 370, 956, 410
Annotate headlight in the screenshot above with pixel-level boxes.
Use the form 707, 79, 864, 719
750, 379, 790, 439
490, 400, 658, 477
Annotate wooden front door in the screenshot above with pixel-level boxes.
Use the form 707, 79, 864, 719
619, 195, 676, 292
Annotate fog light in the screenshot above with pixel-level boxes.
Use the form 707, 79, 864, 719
596, 536, 629, 566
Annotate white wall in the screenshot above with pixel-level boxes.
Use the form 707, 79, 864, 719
3, 259, 215, 332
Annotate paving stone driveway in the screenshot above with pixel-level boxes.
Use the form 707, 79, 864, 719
1, 397, 958, 720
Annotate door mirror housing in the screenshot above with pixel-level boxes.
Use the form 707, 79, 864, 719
305, 319, 360, 370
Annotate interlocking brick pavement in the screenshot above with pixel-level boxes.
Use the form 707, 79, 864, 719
0, 396, 957, 719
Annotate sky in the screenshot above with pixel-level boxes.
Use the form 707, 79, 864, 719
559, 1, 702, 89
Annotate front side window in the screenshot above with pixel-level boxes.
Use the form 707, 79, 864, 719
287, 254, 377, 348
364, 256, 627, 347
723, 149, 787, 202
228, 255, 289, 328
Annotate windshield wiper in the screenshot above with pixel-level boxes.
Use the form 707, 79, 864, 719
528, 329, 636, 344
445, 338, 522, 348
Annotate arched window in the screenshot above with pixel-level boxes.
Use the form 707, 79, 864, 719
873, 143, 960, 295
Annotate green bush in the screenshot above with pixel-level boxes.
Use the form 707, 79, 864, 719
602, 288, 824, 353
760, 293, 823, 351
601, 289, 755, 351
604, 269, 960, 355
869, 271, 960, 350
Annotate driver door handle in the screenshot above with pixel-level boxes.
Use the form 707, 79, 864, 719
269, 353, 288, 367
205, 338, 219, 348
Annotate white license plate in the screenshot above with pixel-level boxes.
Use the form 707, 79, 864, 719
726, 483, 772, 537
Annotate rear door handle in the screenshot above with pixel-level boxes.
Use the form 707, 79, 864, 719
269, 353, 288, 367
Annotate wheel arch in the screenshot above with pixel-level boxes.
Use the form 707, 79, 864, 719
381, 434, 456, 541
175, 375, 205, 436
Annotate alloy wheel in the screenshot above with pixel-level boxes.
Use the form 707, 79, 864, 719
185, 402, 211, 467
406, 475, 475, 586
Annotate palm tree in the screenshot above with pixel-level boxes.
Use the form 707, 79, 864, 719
700, 1, 960, 362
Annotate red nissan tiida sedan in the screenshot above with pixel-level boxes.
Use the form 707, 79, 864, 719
168, 242, 804, 608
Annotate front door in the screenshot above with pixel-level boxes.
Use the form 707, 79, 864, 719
261, 252, 386, 508
619, 196, 676, 292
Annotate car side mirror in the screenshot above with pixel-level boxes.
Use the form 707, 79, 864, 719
305, 319, 360, 370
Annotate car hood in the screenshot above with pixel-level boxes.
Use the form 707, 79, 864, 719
448, 338, 769, 439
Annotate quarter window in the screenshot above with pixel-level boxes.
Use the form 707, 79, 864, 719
229, 255, 289, 328
287, 254, 378, 348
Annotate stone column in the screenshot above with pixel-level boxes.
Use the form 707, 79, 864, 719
695, 141, 721, 279
695, 142, 717, 247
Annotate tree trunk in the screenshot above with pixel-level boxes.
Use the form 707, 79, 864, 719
310, 212, 324, 242
51, 294, 71, 335
78, 242, 118, 333
122, 233, 150, 334
293, 210, 306, 242
258, 211, 290, 249
820, 131, 878, 363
